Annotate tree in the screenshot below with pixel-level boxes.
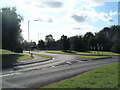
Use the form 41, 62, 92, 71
45, 34, 56, 50
2, 7, 23, 52
45, 34, 54, 42
96, 25, 120, 52
83, 32, 95, 50
110, 25, 120, 53
69, 35, 87, 52
30, 41, 37, 50
60, 35, 70, 51
22, 40, 30, 50
38, 40, 45, 50
95, 32, 111, 51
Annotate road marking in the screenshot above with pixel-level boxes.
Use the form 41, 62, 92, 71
76, 60, 83, 63
0, 72, 21, 77
66, 62, 72, 65
51, 65, 55, 67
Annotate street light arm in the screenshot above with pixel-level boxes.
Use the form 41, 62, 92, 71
28, 19, 42, 42
33, 20, 39, 21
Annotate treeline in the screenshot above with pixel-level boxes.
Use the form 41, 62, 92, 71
22, 25, 120, 53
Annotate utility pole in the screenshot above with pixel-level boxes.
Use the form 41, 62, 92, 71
38, 33, 39, 42
28, 21, 30, 42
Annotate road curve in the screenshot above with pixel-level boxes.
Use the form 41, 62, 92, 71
2, 51, 118, 88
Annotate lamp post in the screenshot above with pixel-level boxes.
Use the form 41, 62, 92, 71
28, 21, 30, 42
27, 19, 39, 53
38, 33, 41, 42
28, 20, 39, 42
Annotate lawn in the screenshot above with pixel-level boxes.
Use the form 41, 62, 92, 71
33, 53, 52, 58
31, 50, 43, 52
46, 50, 91, 55
1, 49, 34, 62
90, 51, 120, 56
46, 50, 120, 56
43, 63, 119, 88
78, 56, 112, 59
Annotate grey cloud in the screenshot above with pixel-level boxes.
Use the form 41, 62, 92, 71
47, 18, 53, 22
37, 18, 43, 21
73, 27, 81, 30
103, 14, 113, 22
25, 1, 63, 8
72, 15, 87, 23
109, 18, 113, 22
42, 1, 63, 8
25, 1, 32, 5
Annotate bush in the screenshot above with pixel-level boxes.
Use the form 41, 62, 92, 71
16, 47, 23, 53
111, 44, 120, 53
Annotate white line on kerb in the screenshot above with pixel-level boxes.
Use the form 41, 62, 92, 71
0, 72, 21, 77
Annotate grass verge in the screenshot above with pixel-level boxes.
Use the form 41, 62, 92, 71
43, 63, 119, 88
1, 49, 34, 62
33, 53, 52, 58
46, 50, 120, 56
90, 51, 120, 56
46, 50, 90, 55
78, 56, 112, 59
1, 49, 35, 68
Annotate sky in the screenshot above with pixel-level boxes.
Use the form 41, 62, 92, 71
0, 0, 119, 43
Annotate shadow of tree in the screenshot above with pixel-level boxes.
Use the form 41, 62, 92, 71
2, 54, 23, 69
63, 50, 77, 54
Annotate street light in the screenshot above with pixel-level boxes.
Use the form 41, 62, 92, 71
27, 19, 41, 53
28, 19, 39, 42
38, 33, 41, 42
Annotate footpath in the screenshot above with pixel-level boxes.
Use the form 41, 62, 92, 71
15, 52, 53, 66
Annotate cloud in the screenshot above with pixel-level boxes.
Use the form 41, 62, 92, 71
90, 0, 119, 2
47, 18, 53, 22
42, 1, 63, 8
100, 12, 113, 22
70, 6, 114, 23
103, 14, 113, 22
109, 11, 118, 16
25, 0, 63, 8
73, 27, 81, 30
71, 15, 87, 23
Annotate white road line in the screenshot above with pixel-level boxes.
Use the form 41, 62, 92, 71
66, 62, 72, 65
51, 65, 55, 67
0, 72, 21, 77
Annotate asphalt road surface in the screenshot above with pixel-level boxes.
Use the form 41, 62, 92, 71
2, 51, 119, 88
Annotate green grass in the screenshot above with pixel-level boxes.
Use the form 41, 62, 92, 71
31, 50, 43, 52
33, 53, 52, 58
43, 63, 119, 88
78, 56, 112, 59
46, 50, 91, 55
0, 49, 16, 54
46, 50, 120, 56
90, 51, 120, 56
1, 49, 34, 62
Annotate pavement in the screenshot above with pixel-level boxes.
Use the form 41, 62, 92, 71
1, 51, 119, 89
14, 52, 53, 66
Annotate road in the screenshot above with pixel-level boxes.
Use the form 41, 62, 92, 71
2, 51, 118, 88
